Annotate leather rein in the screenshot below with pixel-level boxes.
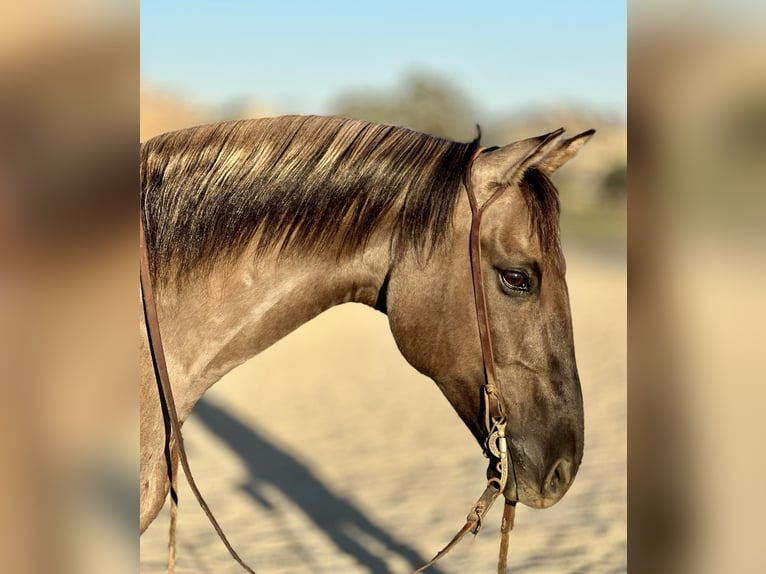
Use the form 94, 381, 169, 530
139, 149, 517, 573
140, 218, 256, 574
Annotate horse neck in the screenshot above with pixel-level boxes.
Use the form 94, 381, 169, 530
153, 240, 391, 422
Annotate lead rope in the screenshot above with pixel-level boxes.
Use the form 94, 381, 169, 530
140, 218, 257, 574
413, 151, 517, 573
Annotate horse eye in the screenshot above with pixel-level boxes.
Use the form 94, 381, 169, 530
500, 270, 529, 292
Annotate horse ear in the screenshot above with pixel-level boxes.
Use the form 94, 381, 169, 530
535, 129, 596, 175
473, 128, 566, 186
474, 128, 596, 185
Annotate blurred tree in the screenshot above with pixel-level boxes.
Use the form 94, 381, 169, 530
332, 72, 477, 141
600, 163, 627, 204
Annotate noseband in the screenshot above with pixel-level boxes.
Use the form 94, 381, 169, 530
414, 148, 518, 573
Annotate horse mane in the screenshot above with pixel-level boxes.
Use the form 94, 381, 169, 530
141, 115, 480, 283
140, 115, 561, 284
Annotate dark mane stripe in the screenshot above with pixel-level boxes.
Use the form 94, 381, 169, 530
141, 115, 480, 284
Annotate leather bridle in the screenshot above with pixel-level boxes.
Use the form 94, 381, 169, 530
140, 148, 518, 574
413, 149, 518, 574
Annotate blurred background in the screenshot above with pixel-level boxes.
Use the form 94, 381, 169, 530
139, 3, 626, 574
0, 4, 137, 574
2, 0, 764, 573
629, 3, 766, 574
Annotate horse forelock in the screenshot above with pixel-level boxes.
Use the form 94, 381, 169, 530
140, 115, 480, 285
518, 167, 564, 272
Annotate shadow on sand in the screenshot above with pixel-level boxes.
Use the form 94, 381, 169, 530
192, 398, 443, 574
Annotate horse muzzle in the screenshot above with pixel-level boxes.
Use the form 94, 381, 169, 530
500, 435, 580, 509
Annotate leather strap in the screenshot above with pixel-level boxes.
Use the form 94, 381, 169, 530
413, 150, 517, 573
463, 151, 513, 486
413, 484, 501, 573
140, 218, 257, 574
497, 500, 516, 573
466, 173, 506, 423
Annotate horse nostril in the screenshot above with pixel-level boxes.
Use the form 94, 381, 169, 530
543, 458, 573, 498
551, 466, 561, 490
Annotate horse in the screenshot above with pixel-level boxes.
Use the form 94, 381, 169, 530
139, 114, 592, 567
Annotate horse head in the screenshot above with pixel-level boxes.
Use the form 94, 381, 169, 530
385, 128, 593, 509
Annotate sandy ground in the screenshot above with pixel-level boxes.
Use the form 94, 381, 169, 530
140, 247, 626, 573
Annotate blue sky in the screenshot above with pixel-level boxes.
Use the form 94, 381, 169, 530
141, 1, 625, 118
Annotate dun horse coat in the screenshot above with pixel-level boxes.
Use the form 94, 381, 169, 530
139, 115, 592, 545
